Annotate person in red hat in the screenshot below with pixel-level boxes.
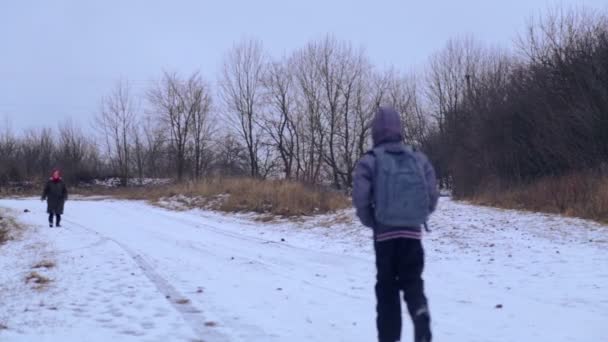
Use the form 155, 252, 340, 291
41, 169, 68, 227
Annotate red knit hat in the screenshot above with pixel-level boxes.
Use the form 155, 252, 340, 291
51, 169, 61, 181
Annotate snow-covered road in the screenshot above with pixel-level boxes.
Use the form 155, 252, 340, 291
1, 198, 607, 342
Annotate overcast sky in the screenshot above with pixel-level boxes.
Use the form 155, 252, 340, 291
1, 0, 606, 131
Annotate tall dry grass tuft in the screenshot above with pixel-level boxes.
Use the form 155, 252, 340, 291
90, 177, 350, 217
177, 178, 350, 216
0, 210, 19, 245
0, 226, 8, 245
24, 271, 51, 290
469, 171, 608, 223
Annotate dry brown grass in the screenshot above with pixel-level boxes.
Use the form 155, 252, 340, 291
469, 171, 608, 223
83, 178, 350, 217
0, 210, 20, 245
0, 225, 8, 245
0, 183, 39, 197
3, 177, 350, 217
33, 260, 56, 269
208, 178, 348, 216
25, 271, 51, 289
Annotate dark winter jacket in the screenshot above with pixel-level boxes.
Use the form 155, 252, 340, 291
42, 179, 68, 215
352, 106, 439, 241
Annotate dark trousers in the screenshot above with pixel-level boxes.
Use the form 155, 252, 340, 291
48, 213, 61, 225
374, 238, 431, 342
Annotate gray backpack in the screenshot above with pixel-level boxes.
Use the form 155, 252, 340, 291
373, 145, 430, 227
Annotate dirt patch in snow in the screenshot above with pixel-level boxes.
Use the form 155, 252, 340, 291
24, 271, 52, 290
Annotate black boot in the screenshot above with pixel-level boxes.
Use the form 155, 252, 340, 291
55, 214, 61, 227
413, 307, 432, 342
48, 214, 54, 227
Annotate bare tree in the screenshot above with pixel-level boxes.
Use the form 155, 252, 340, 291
334, 44, 370, 188
149, 71, 195, 181
354, 70, 389, 156
56, 119, 99, 182
211, 133, 249, 176
131, 124, 146, 184
262, 58, 299, 179
219, 39, 266, 178
21, 128, 55, 180
1, 117, 104, 185
96, 80, 137, 186
0, 118, 19, 184
386, 71, 428, 147
426, 36, 484, 134
140, 115, 167, 178
291, 43, 325, 184
424, 36, 485, 189
296, 36, 371, 188
186, 75, 213, 179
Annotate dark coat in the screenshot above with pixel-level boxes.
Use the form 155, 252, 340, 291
42, 179, 68, 215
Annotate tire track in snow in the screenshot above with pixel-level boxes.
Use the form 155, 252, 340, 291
63, 218, 229, 342
152, 212, 371, 300
155, 210, 371, 264
168, 236, 367, 301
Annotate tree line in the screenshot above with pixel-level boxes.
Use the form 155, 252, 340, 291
1, 7, 606, 197
1, 36, 427, 188
427, 8, 608, 196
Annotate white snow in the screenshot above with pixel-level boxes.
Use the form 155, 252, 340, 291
0, 197, 607, 342
80, 178, 173, 188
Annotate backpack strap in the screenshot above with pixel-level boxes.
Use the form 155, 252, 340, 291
371, 146, 385, 156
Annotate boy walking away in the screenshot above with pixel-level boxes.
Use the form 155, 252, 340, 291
353, 106, 439, 342
41, 169, 68, 227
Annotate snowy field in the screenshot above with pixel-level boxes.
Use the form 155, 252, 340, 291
0, 197, 606, 342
